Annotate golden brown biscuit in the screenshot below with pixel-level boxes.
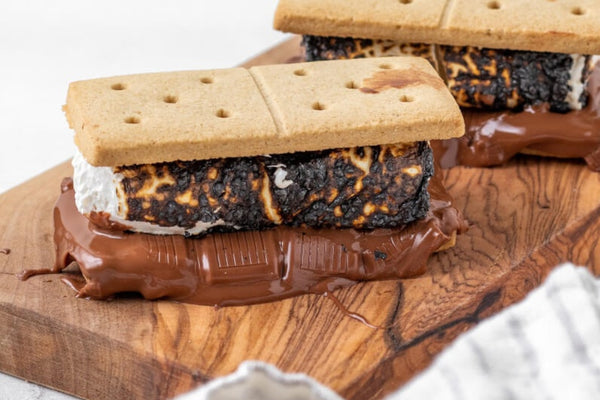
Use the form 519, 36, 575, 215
65, 57, 464, 167
275, 0, 600, 54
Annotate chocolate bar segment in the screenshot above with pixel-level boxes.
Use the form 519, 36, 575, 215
115, 142, 433, 232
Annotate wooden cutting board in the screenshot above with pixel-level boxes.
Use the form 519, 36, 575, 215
1, 36, 600, 400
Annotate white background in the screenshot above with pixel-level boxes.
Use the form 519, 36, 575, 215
0, 0, 287, 398
0, 0, 288, 194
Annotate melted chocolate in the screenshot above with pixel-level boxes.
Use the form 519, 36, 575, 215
0, 248, 9, 255
21, 174, 465, 307
432, 66, 600, 170
88, 212, 131, 231
323, 291, 382, 329
18, 268, 53, 280
360, 67, 445, 94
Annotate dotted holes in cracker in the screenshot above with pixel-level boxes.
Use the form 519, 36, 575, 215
163, 95, 178, 104
346, 81, 358, 89
312, 102, 326, 111
111, 83, 126, 90
571, 7, 585, 16
487, 1, 501, 10
124, 116, 140, 124
379, 63, 393, 70
201, 77, 214, 84
399, 0, 412, 4
400, 95, 414, 103
294, 69, 307, 76
216, 109, 230, 118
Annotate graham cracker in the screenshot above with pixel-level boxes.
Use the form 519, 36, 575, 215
274, 0, 600, 54
66, 69, 279, 167
274, 0, 449, 44
251, 57, 463, 152
65, 57, 463, 167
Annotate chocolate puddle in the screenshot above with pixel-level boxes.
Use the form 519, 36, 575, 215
20, 173, 466, 307
432, 66, 600, 170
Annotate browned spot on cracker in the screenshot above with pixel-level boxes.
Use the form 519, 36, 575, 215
360, 67, 445, 94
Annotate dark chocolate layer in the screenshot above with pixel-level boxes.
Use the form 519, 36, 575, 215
114, 142, 433, 232
29, 172, 465, 307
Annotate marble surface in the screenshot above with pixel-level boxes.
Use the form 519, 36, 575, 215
0, 1, 286, 398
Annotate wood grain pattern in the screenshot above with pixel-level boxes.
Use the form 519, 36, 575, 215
1, 37, 600, 399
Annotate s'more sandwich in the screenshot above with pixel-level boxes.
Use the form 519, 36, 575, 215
274, 0, 600, 170
31, 57, 467, 306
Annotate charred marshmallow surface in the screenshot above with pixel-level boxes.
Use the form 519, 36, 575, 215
73, 142, 433, 236
442, 47, 591, 112
303, 35, 438, 68
73, 152, 229, 235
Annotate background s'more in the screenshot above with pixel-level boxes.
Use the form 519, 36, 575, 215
274, 0, 600, 169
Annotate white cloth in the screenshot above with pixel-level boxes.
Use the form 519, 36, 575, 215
389, 263, 600, 400
175, 361, 342, 400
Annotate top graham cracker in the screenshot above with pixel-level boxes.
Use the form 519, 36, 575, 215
64, 57, 463, 167
274, 0, 600, 54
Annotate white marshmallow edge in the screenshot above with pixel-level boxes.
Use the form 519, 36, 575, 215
71, 150, 230, 235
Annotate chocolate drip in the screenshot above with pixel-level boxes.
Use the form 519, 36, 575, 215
433, 66, 600, 170
23, 174, 465, 307
323, 291, 382, 329
17, 268, 55, 280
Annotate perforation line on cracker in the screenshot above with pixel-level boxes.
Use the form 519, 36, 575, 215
274, 0, 600, 54
65, 57, 463, 167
